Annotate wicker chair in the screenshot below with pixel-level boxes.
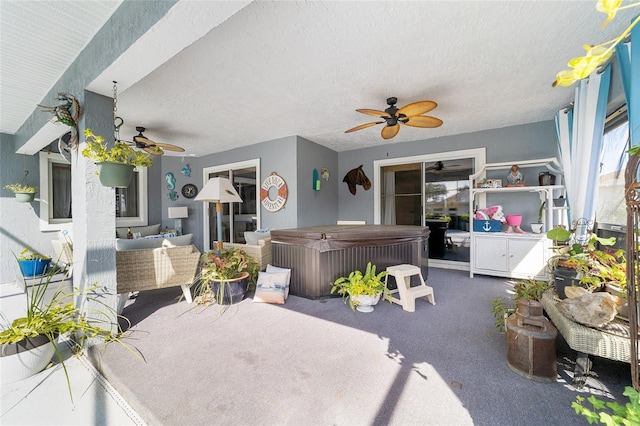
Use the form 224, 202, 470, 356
222, 238, 272, 270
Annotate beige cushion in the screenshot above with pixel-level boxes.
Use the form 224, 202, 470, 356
253, 271, 288, 304
116, 223, 160, 239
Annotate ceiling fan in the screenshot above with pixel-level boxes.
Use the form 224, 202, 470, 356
130, 126, 185, 156
345, 97, 443, 140
425, 161, 462, 173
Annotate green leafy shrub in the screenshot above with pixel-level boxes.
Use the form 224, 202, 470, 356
572, 386, 640, 425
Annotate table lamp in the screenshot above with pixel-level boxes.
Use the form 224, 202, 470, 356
194, 177, 242, 250
168, 206, 188, 236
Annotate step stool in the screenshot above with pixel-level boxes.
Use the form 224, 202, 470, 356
385, 264, 435, 312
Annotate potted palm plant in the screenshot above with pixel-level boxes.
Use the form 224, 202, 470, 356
331, 262, 390, 312
4, 183, 38, 202
530, 201, 545, 234
0, 264, 139, 399
81, 128, 153, 188
192, 247, 260, 306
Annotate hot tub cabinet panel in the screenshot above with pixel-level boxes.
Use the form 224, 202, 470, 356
271, 225, 429, 299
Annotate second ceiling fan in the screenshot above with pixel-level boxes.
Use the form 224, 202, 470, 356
345, 97, 443, 140
130, 126, 185, 156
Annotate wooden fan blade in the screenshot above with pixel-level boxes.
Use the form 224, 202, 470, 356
381, 124, 400, 140
143, 146, 164, 156
356, 109, 391, 118
397, 100, 437, 117
133, 135, 154, 145
154, 142, 185, 152
345, 121, 385, 133
403, 115, 443, 128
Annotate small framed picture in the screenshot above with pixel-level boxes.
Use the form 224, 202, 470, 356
484, 179, 502, 188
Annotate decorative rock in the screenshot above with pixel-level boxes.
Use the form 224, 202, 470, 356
556, 292, 620, 328
564, 286, 589, 299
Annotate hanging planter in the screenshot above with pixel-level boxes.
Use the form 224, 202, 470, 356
96, 162, 135, 188
82, 128, 152, 189
4, 183, 37, 203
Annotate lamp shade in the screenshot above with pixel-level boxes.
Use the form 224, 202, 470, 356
168, 206, 188, 219
194, 177, 243, 203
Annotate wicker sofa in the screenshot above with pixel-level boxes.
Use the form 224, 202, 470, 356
222, 238, 272, 270
52, 239, 200, 305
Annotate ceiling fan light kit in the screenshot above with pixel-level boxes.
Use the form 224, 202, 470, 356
345, 97, 443, 140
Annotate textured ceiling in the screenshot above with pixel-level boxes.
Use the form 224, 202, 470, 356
0, 0, 122, 135
1, 1, 635, 155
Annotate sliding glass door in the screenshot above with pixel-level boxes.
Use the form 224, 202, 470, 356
375, 148, 485, 265
203, 160, 260, 250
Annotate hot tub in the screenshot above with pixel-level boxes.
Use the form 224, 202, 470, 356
271, 225, 430, 298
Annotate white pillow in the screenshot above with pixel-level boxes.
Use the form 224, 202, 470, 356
266, 264, 291, 299
162, 234, 193, 247
116, 223, 160, 239
253, 271, 288, 304
116, 238, 163, 251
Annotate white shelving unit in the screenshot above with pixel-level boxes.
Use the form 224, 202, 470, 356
468, 158, 566, 280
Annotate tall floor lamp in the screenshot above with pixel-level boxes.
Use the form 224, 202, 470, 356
194, 177, 243, 251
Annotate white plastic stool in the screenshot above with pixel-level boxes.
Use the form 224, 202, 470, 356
385, 264, 435, 312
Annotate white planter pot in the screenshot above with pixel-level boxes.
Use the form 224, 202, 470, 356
530, 223, 543, 234
350, 293, 381, 313
0, 335, 58, 384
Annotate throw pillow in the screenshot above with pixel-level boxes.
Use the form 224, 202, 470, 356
253, 271, 288, 304
556, 292, 619, 328
116, 238, 163, 251
116, 223, 160, 239
162, 234, 193, 247
244, 230, 271, 245
266, 264, 291, 299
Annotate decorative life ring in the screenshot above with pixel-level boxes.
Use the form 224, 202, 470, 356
260, 172, 288, 212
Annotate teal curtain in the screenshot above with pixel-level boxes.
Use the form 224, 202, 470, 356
554, 65, 611, 239
615, 16, 639, 151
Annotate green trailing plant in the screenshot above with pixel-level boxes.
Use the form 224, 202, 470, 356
16, 247, 51, 261
490, 279, 551, 332
4, 183, 37, 193
81, 128, 152, 167
546, 229, 626, 292
191, 247, 260, 306
572, 386, 640, 425
331, 262, 390, 311
0, 262, 141, 402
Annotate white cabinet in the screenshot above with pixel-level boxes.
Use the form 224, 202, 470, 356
469, 158, 564, 279
472, 234, 549, 279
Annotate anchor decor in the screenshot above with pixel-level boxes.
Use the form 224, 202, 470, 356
482, 221, 493, 232
38, 92, 82, 149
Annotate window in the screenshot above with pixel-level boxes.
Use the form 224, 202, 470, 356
39, 152, 148, 231
39, 152, 72, 231
594, 106, 629, 249
596, 110, 629, 226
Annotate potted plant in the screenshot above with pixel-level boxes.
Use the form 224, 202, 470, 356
81, 128, 153, 188
0, 265, 139, 399
546, 228, 625, 299
16, 247, 51, 277
192, 247, 260, 306
4, 183, 38, 202
491, 278, 551, 332
331, 262, 390, 313
530, 201, 545, 234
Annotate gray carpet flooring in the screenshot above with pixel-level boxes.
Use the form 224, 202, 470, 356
91, 268, 631, 426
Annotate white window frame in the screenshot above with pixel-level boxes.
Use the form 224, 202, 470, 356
39, 152, 148, 230
115, 167, 149, 228
39, 152, 72, 232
